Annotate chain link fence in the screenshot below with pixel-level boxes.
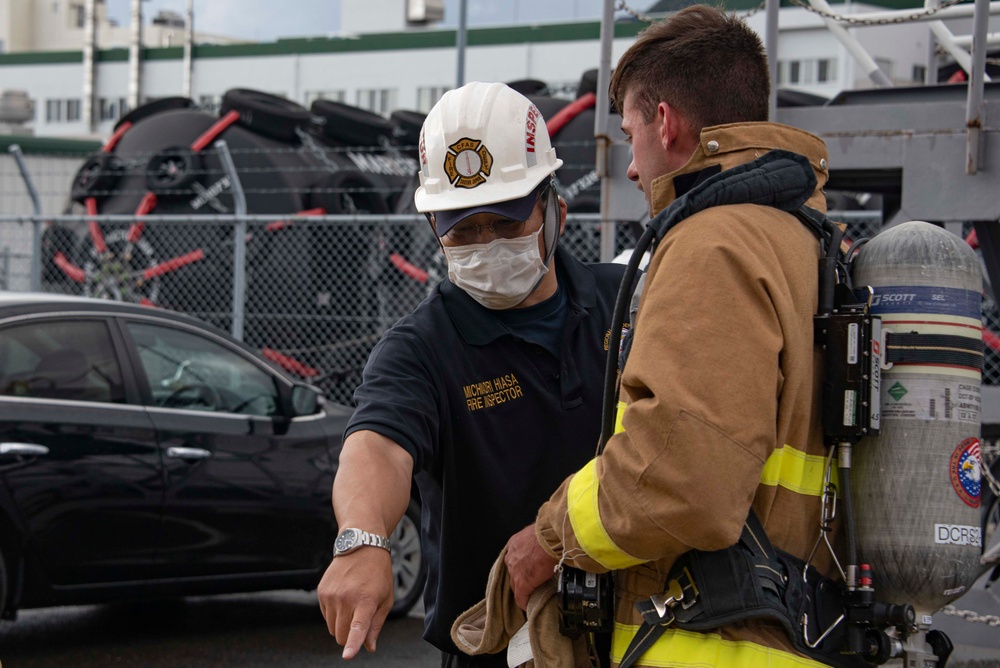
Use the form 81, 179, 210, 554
0, 209, 627, 407
1, 142, 999, 406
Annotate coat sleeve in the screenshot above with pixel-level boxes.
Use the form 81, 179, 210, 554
536, 209, 788, 572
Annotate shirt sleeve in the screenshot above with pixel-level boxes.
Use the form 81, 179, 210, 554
536, 209, 786, 572
346, 324, 442, 474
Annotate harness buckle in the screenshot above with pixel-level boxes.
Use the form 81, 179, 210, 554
646, 567, 699, 625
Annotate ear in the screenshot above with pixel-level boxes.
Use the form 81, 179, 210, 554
557, 196, 568, 236
656, 101, 677, 151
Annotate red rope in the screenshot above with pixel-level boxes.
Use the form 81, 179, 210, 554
545, 92, 597, 137
191, 110, 240, 152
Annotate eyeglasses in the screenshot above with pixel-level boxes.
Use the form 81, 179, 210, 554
439, 184, 551, 245
443, 218, 528, 245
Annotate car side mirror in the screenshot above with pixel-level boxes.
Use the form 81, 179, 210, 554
289, 382, 323, 417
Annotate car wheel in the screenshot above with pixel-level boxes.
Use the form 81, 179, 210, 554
388, 498, 425, 618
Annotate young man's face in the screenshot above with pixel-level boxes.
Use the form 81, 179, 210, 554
621, 90, 681, 216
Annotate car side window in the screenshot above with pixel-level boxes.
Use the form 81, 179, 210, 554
0, 319, 126, 403
126, 321, 281, 417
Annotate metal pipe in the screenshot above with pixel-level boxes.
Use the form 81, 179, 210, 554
128, 0, 142, 111
455, 0, 468, 88
952, 32, 1000, 48
8, 145, 42, 291
82, 0, 96, 133
924, 0, 939, 84
834, 1, 1000, 24
808, 0, 892, 86
183, 0, 194, 98
966, 0, 990, 174
929, 21, 993, 82
597, 0, 616, 263
766, 0, 780, 121
214, 140, 248, 340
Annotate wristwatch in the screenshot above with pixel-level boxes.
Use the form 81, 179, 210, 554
334, 527, 392, 557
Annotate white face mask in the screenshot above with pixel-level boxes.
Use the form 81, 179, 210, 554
443, 226, 549, 310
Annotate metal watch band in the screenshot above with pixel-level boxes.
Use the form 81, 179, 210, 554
336, 527, 391, 557
361, 530, 391, 552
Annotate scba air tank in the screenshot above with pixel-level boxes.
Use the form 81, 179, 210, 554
851, 221, 985, 619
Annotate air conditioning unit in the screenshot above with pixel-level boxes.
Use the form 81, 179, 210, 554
406, 0, 444, 25
0, 90, 34, 125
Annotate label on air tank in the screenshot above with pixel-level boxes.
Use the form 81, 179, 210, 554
934, 523, 982, 546
870, 286, 982, 319
881, 380, 980, 423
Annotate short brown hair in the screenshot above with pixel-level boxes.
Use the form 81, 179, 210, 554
610, 5, 770, 131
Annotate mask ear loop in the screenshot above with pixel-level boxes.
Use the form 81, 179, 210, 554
425, 212, 446, 253
540, 178, 559, 268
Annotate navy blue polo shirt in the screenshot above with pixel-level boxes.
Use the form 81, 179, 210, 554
345, 246, 625, 653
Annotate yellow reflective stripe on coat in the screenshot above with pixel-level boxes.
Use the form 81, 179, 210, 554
612, 624, 829, 668
567, 459, 645, 570
759, 445, 837, 497
614, 401, 627, 434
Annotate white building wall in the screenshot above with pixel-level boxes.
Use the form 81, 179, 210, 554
6, 9, 993, 139
0, 0, 241, 53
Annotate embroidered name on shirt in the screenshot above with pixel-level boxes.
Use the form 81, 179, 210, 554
463, 373, 523, 411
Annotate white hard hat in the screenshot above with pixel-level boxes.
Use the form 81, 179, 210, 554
414, 81, 563, 233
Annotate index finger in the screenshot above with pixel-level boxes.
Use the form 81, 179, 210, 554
342, 601, 378, 660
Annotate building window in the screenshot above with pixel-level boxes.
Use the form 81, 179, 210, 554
305, 90, 346, 106
46, 99, 63, 122
416, 85, 449, 113
356, 88, 395, 116
788, 61, 801, 84
99, 97, 129, 122
913, 64, 927, 83
73, 3, 86, 28
777, 59, 836, 86
816, 59, 837, 83
66, 99, 81, 121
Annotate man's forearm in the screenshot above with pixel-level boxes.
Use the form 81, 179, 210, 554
333, 430, 415, 537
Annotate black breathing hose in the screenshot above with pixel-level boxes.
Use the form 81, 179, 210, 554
598, 225, 658, 452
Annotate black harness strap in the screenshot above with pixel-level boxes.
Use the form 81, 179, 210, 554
884, 331, 984, 369
619, 510, 870, 668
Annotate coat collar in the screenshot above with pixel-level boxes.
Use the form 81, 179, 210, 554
649, 122, 830, 216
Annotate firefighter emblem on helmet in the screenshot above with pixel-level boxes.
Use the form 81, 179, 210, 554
444, 138, 493, 189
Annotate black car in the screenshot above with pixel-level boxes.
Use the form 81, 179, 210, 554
0, 292, 424, 620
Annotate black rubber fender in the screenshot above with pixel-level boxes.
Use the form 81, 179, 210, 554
576, 69, 600, 99
389, 109, 426, 151
41, 222, 85, 288
114, 96, 195, 131
145, 146, 203, 196
310, 99, 394, 147
70, 153, 125, 202
221, 88, 313, 143
506, 79, 549, 96
307, 170, 391, 215
527, 96, 571, 130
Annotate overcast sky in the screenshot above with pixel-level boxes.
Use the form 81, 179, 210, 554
104, 0, 614, 41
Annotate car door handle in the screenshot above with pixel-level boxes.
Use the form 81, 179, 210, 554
166, 446, 212, 461
0, 442, 50, 456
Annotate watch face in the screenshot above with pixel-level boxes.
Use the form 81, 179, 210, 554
335, 529, 360, 554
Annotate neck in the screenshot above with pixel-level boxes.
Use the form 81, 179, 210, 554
514, 257, 559, 308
